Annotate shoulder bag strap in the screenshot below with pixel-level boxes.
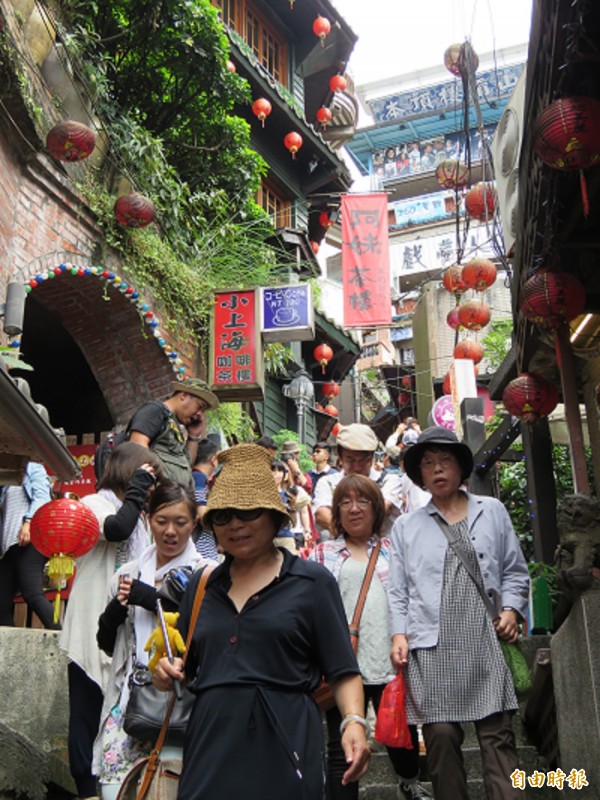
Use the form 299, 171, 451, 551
348, 540, 381, 652
136, 566, 214, 800
432, 514, 497, 620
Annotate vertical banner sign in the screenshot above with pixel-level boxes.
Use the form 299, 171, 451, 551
341, 193, 392, 328
210, 289, 264, 401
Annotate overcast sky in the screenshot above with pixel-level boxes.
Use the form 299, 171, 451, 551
333, 0, 534, 85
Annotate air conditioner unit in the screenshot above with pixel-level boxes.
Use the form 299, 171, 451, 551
491, 67, 527, 257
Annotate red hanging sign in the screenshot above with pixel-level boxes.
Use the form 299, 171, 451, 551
341, 193, 391, 328
209, 289, 264, 400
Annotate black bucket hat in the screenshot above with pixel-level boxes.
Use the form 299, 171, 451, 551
403, 426, 474, 486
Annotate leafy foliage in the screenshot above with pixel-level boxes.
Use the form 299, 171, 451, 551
481, 319, 513, 371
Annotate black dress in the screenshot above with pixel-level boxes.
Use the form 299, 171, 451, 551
176, 549, 359, 800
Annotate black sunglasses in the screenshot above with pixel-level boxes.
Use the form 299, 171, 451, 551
210, 508, 263, 526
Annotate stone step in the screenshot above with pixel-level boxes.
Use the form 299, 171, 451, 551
359, 777, 558, 800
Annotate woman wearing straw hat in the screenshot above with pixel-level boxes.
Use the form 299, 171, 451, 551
388, 427, 529, 800
153, 443, 370, 800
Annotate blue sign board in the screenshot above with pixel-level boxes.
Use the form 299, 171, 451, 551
260, 284, 315, 343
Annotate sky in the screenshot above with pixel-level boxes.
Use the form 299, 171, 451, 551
333, 0, 534, 86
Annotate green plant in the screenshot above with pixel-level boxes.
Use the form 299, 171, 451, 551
0, 346, 33, 372
209, 403, 256, 444
481, 319, 513, 371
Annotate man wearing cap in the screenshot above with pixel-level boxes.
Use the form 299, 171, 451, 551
313, 423, 403, 535
307, 441, 338, 499
128, 379, 219, 489
279, 440, 313, 494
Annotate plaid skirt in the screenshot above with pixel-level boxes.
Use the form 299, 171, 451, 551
405, 518, 517, 725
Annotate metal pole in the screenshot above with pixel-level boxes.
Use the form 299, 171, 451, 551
296, 398, 306, 444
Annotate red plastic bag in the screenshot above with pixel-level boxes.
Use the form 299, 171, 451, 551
374, 671, 413, 748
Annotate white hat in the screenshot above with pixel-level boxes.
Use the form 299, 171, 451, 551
336, 423, 378, 452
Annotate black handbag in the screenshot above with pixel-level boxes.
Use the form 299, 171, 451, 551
123, 665, 196, 747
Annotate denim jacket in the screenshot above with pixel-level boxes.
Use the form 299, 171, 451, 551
388, 492, 529, 649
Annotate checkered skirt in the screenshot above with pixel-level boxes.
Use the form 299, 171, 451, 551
405, 518, 518, 724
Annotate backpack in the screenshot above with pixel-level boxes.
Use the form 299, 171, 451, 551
93, 401, 172, 482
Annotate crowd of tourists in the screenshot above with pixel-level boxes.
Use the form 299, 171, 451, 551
0, 378, 530, 800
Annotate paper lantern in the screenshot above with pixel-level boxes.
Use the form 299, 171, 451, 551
401, 374, 413, 390
462, 258, 497, 291
329, 75, 347, 93
446, 307, 463, 331
331, 422, 341, 437
435, 159, 469, 190
533, 97, 600, 216
322, 381, 340, 399
284, 132, 303, 159
465, 182, 496, 221
46, 120, 96, 162
323, 404, 339, 417
398, 391, 411, 406
313, 16, 331, 45
252, 98, 272, 127
310, 240, 320, 254
226, 60, 236, 73
114, 192, 155, 228
442, 265, 468, 297
520, 271, 586, 329
319, 211, 334, 229
458, 300, 491, 331
503, 373, 559, 424
444, 43, 479, 76
454, 338, 484, 364
30, 498, 100, 622
316, 106, 333, 130
314, 342, 333, 373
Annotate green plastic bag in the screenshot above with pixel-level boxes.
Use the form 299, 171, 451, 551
500, 640, 532, 699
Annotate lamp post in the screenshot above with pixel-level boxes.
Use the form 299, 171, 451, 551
283, 368, 314, 444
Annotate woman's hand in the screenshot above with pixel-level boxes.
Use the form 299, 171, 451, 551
152, 655, 185, 692
390, 633, 409, 670
117, 575, 132, 606
17, 520, 31, 547
341, 724, 370, 785
494, 609, 519, 643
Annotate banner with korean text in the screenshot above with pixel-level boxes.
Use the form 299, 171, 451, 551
209, 289, 264, 401
341, 193, 391, 328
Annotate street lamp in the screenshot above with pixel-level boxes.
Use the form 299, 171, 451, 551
282, 368, 314, 444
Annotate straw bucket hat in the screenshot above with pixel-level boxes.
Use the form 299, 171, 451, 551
205, 443, 290, 523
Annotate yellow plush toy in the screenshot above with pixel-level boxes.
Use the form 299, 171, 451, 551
144, 611, 187, 672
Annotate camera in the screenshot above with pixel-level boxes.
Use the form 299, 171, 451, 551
287, 485, 299, 497
282, 453, 294, 463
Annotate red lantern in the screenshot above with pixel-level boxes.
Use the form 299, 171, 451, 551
465, 182, 496, 221
442, 265, 468, 297
30, 498, 100, 622
502, 372, 559, 424
458, 300, 491, 331
444, 43, 479, 77
313, 16, 331, 45
114, 192, 155, 228
252, 98, 272, 128
322, 381, 340, 399
331, 422, 341, 437
454, 338, 484, 364
310, 240, 320, 254
462, 258, 497, 291
324, 403, 339, 417
533, 97, 600, 216
46, 120, 96, 162
401, 374, 413, 390
226, 60, 236, 73
316, 106, 333, 130
329, 75, 347, 93
520, 271, 586, 329
398, 391, 411, 406
319, 211, 334, 229
435, 159, 469, 190
314, 342, 334, 374
446, 307, 463, 331
284, 132, 303, 159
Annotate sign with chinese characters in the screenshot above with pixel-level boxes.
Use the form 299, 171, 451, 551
341, 193, 392, 329
390, 226, 497, 280
50, 444, 97, 497
260, 284, 315, 343
391, 191, 455, 229
209, 289, 264, 401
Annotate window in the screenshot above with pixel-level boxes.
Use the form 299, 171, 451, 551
257, 181, 291, 229
212, 0, 287, 85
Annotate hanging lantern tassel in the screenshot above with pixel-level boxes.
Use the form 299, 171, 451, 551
580, 170, 590, 217
48, 553, 76, 623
